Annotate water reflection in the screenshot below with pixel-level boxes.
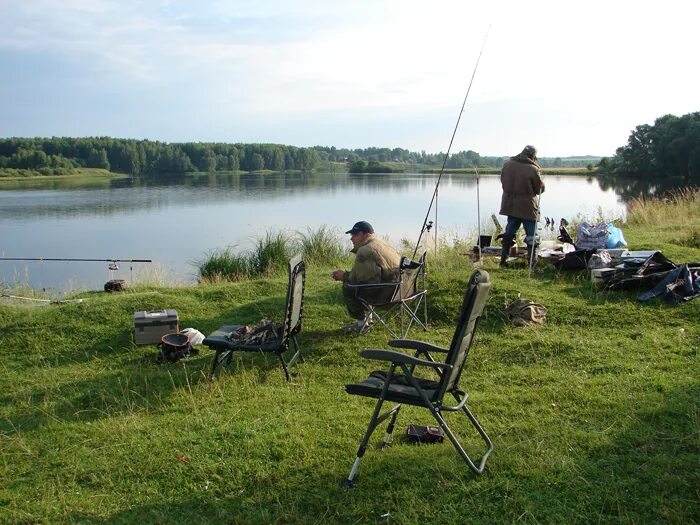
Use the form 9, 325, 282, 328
595, 174, 695, 201
1, 172, 629, 291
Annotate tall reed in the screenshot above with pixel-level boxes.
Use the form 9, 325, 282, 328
197, 226, 348, 282
250, 230, 292, 276
296, 225, 345, 266
626, 187, 700, 226
197, 247, 251, 282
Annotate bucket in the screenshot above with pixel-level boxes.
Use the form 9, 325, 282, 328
161, 332, 190, 350
158, 332, 192, 363
478, 235, 492, 249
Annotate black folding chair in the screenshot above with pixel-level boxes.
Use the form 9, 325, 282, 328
203, 254, 305, 381
346, 252, 427, 338
343, 269, 493, 487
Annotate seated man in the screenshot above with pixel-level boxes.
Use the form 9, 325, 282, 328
331, 221, 401, 334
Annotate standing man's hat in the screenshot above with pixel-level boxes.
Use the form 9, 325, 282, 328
522, 145, 537, 159
345, 221, 374, 234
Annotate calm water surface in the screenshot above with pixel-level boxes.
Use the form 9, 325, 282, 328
0, 172, 626, 292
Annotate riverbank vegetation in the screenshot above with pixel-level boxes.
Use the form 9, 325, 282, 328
2, 191, 697, 523
598, 111, 700, 186
0, 167, 122, 180
197, 227, 346, 282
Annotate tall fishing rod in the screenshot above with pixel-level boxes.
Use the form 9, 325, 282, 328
528, 181, 544, 278
0, 257, 152, 263
412, 26, 490, 260
476, 165, 482, 262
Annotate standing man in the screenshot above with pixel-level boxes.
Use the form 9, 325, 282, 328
331, 221, 401, 334
499, 145, 545, 268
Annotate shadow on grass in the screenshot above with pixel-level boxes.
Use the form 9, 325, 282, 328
65, 385, 700, 524
1, 287, 332, 435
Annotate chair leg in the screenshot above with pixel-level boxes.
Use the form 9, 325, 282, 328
380, 405, 402, 448
278, 353, 291, 382
429, 405, 494, 475
210, 350, 231, 380
278, 337, 302, 382
344, 365, 400, 488
343, 401, 402, 488
398, 299, 428, 338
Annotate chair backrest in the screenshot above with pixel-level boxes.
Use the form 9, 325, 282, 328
281, 254, 305, 341
390, 252, 426, 302
437, 269, 491, 399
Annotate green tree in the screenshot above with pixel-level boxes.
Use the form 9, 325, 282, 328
249, 153, 264, 172
610, 112, 700, 181
199, 153, 216, 172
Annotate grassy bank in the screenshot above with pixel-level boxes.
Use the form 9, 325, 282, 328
1, 193, 699, 524
419, 167, 595, 176
0, 168, 123, 179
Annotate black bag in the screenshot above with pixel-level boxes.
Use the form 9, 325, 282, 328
553, 249, 596, 271
407, 424, 444, 444
104, 279, 126, 292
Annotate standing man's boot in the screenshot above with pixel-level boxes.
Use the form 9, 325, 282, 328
500, 234, 514, 268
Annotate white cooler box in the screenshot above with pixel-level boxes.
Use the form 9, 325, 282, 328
134, 309, 179, 345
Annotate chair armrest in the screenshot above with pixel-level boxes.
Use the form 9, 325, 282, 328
388, 339, 449, 353
360, 349, 452, 371
345, 282, 398, 290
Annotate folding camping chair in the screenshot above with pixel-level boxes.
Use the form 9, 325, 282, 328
203, 254, 305, 381
346, 252, 427, 338
343, 269, 493, 487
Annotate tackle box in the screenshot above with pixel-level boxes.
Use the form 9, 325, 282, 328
134, 309, 179, 345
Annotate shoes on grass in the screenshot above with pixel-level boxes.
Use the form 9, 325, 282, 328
342, 320, 373, 335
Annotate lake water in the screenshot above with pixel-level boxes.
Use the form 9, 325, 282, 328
0, 172, 626, 292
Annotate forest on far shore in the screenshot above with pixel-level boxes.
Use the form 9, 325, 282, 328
0, 111, 696, 183
0, 137, 598, 178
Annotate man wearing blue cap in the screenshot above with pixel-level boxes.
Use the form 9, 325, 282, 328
331, 221, 401, 334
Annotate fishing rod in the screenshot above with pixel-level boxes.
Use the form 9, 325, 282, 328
412, 26, 490, 260
476, 165, 482, 263
528, 184, 544, 278
0, 258, 152, 263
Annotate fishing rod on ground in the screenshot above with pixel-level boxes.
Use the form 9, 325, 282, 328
0, 257, 153, 287
411, 26, 491, 260
0, 258, 152, 263
528, 181, 544, 279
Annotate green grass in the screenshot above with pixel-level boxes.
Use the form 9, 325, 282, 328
1, 199, 699, 524
197, 226, 347, 282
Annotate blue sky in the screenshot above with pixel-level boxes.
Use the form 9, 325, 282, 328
0, 0, 697, 156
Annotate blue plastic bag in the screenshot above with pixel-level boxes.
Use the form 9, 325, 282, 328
606, 223, 627, 249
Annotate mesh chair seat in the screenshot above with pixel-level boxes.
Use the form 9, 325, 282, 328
348, 252, 428, 338
203, 255, 305, 381
202, 325, 284, 352
346, 371, 442, 404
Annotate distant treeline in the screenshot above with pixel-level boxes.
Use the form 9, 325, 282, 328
0, 137, 601, 177
600, 111, 700, 183
0, 138, 322, 176
325, 146, 598, 170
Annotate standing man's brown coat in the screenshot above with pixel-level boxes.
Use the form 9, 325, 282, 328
499, 153, 544, 221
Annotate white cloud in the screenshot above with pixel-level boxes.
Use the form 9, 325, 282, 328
0, 0, 698, 154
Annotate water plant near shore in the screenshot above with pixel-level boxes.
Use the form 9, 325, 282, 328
197, 226, 348, 282
626, 186, 699, 226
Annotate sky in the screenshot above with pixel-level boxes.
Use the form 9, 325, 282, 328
0, 0, 697, 157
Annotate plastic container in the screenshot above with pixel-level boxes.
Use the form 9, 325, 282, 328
591, 268, 616, 287
134, 309, 179, 345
